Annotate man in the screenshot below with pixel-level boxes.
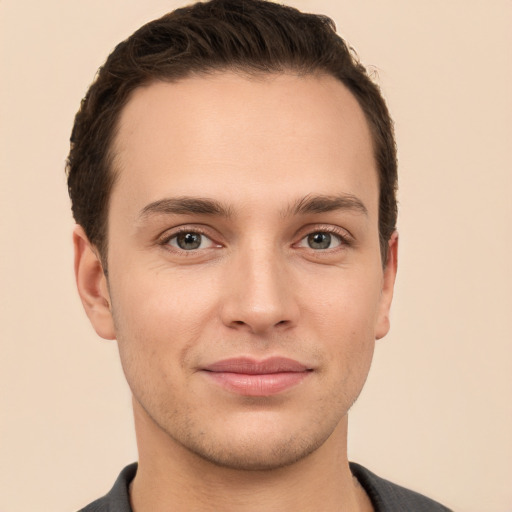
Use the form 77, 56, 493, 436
67, 0, 451, 510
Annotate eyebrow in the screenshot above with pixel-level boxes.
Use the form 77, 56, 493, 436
138, 193, 367, 221
284, 193, 368, 217
139, 197, 233, 219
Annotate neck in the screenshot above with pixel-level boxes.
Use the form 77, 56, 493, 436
130, 398, 372, 512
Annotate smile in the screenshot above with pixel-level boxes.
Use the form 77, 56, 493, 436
201, 357, 313, 396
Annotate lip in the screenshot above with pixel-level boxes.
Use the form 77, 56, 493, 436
201, 357, 312, 396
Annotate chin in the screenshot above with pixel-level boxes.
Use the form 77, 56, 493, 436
158, 409, 342, 472
183, 431, 327, 472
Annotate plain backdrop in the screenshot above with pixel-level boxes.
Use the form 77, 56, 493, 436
1, 1, 511, 511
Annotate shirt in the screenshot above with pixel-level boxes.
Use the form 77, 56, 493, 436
78, 462, 452, 511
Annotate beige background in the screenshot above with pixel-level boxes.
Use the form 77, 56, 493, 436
1, 1, 511, 511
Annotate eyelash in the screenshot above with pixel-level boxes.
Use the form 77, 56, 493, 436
158, 225, 353, 253
159, 226, 218, 252
298, 226, 353, 249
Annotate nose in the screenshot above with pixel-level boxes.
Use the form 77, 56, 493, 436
220, 245, 299, 335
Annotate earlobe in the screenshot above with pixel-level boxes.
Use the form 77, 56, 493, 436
73, 225, 116, 340
375, 231, 398, 341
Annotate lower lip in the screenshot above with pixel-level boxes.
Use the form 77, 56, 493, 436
203, 371, 310, 396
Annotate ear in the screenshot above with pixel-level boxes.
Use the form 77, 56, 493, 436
73, 225, 116, 340
375, 231, 398, 340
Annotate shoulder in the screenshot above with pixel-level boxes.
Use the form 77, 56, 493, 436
350, 462, 453, 512
77, 463, 137, 512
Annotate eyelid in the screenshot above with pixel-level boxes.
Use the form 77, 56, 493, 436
158, 225, 222, 250
156, 223, 353, 253
296, 232, 342, 250
295, 224, 354, 246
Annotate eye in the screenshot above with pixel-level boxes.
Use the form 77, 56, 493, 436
167, 231, 216, 251
298, 231, 343, 250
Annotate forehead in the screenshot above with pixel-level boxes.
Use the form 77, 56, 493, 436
111, 72, 378, 219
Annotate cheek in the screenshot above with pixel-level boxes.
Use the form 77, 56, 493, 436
108, 270, 216, 377
114, 266, 217, 329
109, 288, 194, 410
311, 268, 383, 333
308, 268, 381, 378
323, 318, 376, 411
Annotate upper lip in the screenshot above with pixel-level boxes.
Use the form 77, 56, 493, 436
203, 357, 311, 374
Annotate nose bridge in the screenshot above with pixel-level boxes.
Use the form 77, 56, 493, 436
221, 236, 297, 333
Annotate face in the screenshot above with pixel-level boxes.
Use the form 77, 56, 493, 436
75, 72, 397, 471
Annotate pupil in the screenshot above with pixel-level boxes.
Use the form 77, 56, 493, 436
308, 232, 331, 249
178, 232, 201, 250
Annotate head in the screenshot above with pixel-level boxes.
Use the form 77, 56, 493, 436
66, 0, 397, 267
69, 0, 398, 473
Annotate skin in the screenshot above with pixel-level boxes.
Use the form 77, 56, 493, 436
74, 72, 397, 512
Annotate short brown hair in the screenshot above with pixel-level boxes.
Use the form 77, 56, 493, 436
66, 0, 397, 264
